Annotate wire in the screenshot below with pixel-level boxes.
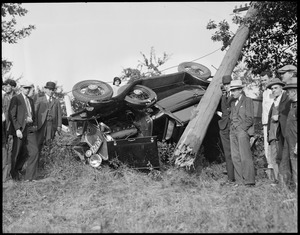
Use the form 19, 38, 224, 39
160, 47, 222, 72
64, 47, 223, 94
191, 47, 223, 62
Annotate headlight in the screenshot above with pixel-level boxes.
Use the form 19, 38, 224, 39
165, 119, 175, 140
85, 150, 92, 158
89, 154, 102, 168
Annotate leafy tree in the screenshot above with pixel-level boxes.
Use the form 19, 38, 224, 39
206, 1, 297, 75
2, 3, 35, 75
121, 68, 143, 84
120, 47, 171, 83
137, 47, 171, 77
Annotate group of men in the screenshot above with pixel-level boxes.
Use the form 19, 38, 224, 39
2, 80, 62, 183
218, 64, 297, 189
262, 65, 297, 189
2, 67, 297, 188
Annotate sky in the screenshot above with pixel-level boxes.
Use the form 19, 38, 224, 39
2, 2, 248, 94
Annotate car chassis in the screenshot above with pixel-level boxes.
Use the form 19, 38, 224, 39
66, 65, 221, 170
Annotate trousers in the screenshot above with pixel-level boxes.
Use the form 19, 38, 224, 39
11, 125, 39, 181
263, 125, 272, 168
220, 128, 235, 181
230, 126, 255, 185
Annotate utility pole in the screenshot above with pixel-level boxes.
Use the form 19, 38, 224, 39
173, 3, 257, 170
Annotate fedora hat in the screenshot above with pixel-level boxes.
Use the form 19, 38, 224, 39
277, 64, 297, 74
44, 81, 56, 90
283, 77, 297, 90
222, 75, 232, 85
266, 78, 285, 89
229, 80, 244, 91
3, 78, 17, 87
20, 80, 34, 88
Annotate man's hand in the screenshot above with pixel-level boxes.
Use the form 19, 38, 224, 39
16, 129, 23, 139
2, 112, 5, 122
26, 116, 33, 123
271, 115, 279, 122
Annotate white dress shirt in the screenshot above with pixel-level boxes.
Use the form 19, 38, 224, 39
262, 89, 274, 125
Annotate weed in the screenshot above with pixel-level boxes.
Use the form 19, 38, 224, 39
2, 131, 297, 233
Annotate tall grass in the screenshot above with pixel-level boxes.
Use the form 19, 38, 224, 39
2, 132, 297, 233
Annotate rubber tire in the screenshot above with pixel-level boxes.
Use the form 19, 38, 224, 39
72, 80, 113, 103
178, 62, 211, 80
124, 85, 157, 109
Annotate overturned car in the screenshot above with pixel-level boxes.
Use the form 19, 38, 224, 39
65, 63, 222, 170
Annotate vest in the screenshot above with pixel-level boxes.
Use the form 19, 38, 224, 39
231, 104, 240, 128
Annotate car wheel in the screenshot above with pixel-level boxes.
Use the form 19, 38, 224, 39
124, 85, 157, 109
178, 62, 211, 81
72, 80, 113, 103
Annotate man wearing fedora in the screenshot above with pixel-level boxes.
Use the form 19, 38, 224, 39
266, 77, 291, 185
280, 77, 297, 189
229, 79, 255, 187
35, 81, 62, 153
277, 64, 297, 84
260, 70, 275, 180
8, 80, 39, 181
218, 75, 235, 185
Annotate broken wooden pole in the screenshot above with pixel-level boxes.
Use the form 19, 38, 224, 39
174, 4, 258, 169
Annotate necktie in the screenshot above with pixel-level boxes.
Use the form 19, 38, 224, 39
235, 98, 239, 106
273, 96, 278, 106
25, 96, 32, 119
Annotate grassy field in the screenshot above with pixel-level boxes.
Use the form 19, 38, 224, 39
2, 132, 298, 233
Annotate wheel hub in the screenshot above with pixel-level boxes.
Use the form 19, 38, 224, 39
88, 84, 98, 90
85, 84, 103, 95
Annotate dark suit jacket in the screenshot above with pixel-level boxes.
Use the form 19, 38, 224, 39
35, 95, 62, 131
230, 94, 254, 136
218, 94, 234, 130
278, 91, 291, 138
267, 91, 291, 139
8, 93, 36, 135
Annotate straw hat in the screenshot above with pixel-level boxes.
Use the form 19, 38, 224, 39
20, 80, 34, 88
229, 80, 244, 91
